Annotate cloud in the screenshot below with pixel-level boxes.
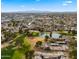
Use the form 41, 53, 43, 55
63, 3, 68, 6
66, 0, 72, 4
62, 0, 72, 6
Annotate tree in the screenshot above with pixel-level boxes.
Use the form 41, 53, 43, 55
59, 35, 62, 38
35, 41, 42, 47
71, 30, 77, 36
39, 28, 44, 35
44, 35, 49, 42
28, 50, 35, 59
68, 30, 71, 33
12, 34, 33, 59
19, 28, 23, 34
69, 37, 77, 59
50, 32, 52, 38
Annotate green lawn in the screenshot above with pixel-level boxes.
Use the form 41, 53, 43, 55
1, 45, 16, 59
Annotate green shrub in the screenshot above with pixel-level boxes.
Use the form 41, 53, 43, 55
31, 32, 39, 37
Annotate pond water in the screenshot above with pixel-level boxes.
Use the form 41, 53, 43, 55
39, 32, 61, 38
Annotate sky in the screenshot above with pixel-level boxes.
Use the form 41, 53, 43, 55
1, 0, 77, 12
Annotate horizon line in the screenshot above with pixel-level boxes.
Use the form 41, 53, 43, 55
1, 11, 77, 13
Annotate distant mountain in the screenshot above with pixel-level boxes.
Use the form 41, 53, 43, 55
1, 10, 76, 14
1, 10, 53, 13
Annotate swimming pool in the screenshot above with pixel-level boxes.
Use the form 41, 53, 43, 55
39, 32, 61, 38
